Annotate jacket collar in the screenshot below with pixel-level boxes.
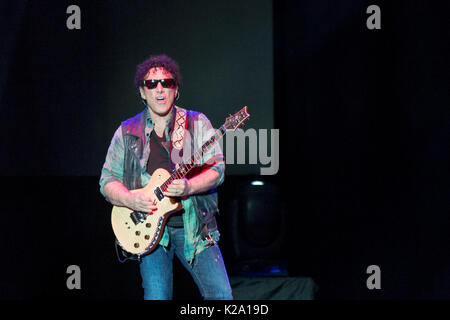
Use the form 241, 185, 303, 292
124, 106, 176, 140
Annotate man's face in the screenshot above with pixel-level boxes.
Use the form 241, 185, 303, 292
139, 67, 178, 117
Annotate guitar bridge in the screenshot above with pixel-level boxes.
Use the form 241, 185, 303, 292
130, 211, 146, 225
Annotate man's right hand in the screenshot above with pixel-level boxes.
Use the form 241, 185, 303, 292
104, 181, 157, 214
125, 192, 158, 214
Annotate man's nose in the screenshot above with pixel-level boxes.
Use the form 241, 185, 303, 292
156, 82, 164, 92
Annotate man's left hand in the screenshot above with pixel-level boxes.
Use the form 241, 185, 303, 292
164, 178, 191, 198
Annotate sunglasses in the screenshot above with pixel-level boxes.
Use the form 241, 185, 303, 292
140, 78, 177, 89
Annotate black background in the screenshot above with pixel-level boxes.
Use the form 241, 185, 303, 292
0, 0, 448, 300
0, 0, 274, 176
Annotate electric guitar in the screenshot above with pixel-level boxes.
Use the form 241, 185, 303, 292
111, 106, 249, 257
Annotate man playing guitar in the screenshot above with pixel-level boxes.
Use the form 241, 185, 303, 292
100, 54, 233, 300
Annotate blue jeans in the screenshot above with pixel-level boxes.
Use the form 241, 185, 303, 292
139, 226, 233, 300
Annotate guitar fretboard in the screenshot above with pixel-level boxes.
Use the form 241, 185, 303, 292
159, 125, 227, 192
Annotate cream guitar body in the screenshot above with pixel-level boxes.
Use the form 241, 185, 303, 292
111, 168, 182, 256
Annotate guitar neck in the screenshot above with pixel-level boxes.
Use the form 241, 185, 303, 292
159, 125, 227, 192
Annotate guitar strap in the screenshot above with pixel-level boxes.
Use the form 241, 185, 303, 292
171, 106, 188, 156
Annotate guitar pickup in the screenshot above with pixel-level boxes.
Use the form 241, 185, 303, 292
154, 187, 164, 201
130, 211, 146, 225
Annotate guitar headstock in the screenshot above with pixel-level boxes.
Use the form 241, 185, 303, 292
224, 106, 250, 131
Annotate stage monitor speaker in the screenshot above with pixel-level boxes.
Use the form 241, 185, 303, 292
222, 176, 288, 276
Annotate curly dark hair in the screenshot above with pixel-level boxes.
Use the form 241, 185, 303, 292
134, 54, 182, 93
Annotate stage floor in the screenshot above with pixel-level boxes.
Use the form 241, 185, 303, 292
230, 276, 318, 300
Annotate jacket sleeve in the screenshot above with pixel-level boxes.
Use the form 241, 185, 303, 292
99, 125, 125, 200
196, 113, 225, 187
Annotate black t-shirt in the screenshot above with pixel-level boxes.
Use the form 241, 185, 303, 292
146, 130, 184, 227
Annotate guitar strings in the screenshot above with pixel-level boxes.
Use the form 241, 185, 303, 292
159, 126, 225, 193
